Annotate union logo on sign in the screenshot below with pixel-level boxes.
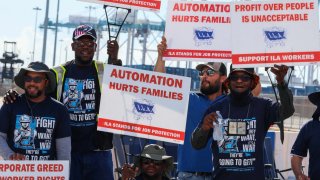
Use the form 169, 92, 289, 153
132, 99, 155, 120
263, 27, 286, 48
194, 27, 214, 46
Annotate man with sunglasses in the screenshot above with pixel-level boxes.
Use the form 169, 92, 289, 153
192, 65, 295, 179
3, 25, 122, 179
154, 37, 227, 180
0, 62, 71, 161
121, 144, 174, 180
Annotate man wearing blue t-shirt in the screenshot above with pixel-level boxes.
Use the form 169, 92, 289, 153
291, 91, 320, 180
154, 37, 227, 179
192, 65, 294, 180
0, 62, 71, 161
2, 25, 121, 180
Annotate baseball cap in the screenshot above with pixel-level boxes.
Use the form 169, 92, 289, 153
72, 25, 97, 41
308, 91, 320, 107
196, 62, 227, 76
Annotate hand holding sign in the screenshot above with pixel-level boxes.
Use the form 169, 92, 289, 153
157, 37, 167, 59
270, 64, 289, 85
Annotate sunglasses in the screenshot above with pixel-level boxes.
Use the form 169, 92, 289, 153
141, 158, 163, 166
75, 40, 95, 48
229, 75, 252, 82
24, 76, 46, 83
199, 69, 216, 76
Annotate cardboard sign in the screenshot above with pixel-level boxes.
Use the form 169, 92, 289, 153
231, 0, 320, 67
0, 161, 69, 179
98, 65, 191, 144
78, 0, 161, 11
163, 0, 232, 62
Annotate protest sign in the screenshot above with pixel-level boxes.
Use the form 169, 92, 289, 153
0, 161, 69, 179
231, 0, 320, 67
98, 65, 191, 144
79, 0, 161, 11
164, 0, 232, 62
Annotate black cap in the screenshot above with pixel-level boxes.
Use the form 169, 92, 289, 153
308, 92, 320, 106
196, 62, 227, 76
72, 25, 97, 41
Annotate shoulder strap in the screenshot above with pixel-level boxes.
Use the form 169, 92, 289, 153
51, 64, 67, 101
93, 60, 105, 91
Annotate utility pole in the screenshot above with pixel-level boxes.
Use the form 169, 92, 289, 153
85, 6, 96, 24
130, 10, 137, 66
41, 0, 49, 64
59, 39, 63, 65
52, 0, 60, 66
32, 7, 41, 62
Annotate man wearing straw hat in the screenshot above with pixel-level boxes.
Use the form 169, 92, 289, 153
0, 62, 71, 161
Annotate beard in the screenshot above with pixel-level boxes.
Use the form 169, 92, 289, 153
25, 87, 43, 99
200, 79, 221, 95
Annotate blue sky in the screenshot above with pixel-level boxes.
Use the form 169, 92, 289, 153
0, 0, 167, 67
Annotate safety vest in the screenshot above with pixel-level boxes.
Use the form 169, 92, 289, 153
51, 60, 104, 101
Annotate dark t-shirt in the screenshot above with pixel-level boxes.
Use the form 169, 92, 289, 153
61, 62, 113, 152
291, 120, 320, 180
0, 94, 70, 160
204, 95, 279, 180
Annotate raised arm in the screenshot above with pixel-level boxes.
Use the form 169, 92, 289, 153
154, 36, 167, 73
271, 65, 295, 120
107, 40, 122, 66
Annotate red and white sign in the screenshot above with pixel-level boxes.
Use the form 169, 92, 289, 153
79, 0, 161, 11
231, 0, 320, 68
0, 161, 69, 179
163, 0, 232, 62
98, 65, 191, 144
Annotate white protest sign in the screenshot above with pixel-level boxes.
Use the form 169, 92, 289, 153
78, 0, 161, 11
163, 0, 232, 62
98, 65, 191, 144
231, 0, 320, 68
0, 161, 69, 179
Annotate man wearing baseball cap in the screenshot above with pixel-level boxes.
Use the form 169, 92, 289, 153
291, 91, 320, 180
0, 62, 71, 161
154, 37, 227, 179
51, 24, 122, 180
192, 64, 294, 179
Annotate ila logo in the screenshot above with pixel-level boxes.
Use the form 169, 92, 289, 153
132, 99, 155, 120
263, 27, 286, 48
194, 27, 214, 46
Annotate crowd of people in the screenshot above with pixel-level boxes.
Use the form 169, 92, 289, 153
0, 24, 318, 180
